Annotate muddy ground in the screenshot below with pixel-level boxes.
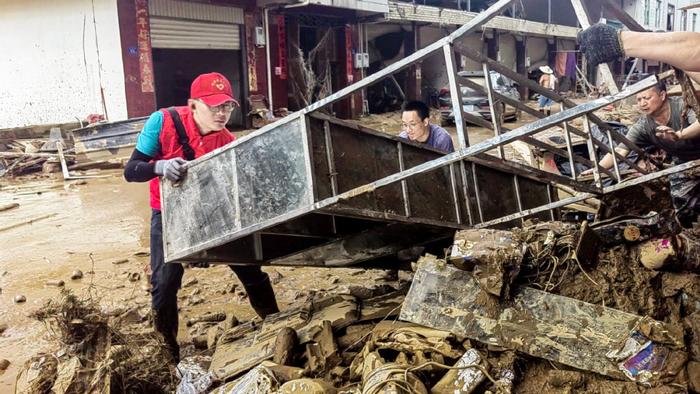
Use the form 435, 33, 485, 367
0, 99, 642, 392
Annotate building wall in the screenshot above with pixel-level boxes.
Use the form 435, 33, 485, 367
0, 0, 127, 128
622, 0, 700, 32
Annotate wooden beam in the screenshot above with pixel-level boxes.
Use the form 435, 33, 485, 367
602, 0, 646, 32
386, 2, 579, 38
570, 0, 619, 94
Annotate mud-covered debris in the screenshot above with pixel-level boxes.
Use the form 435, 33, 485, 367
14, 295, 26, 303
0, 359, 9, 371
183, 277, 198, 287
46, 279, 64, 287
431, 348, 487, 394
304, 320, 338, 374
273, 327, 298, 366
112, 258, 129, 265
450, 230, 523, 297
279, 378, 337, 393
0, 323, 6, 335
70, 270, 83, 280
128, 272, 141, 282
176, 356, 214, 394
400, 256, 679, 379
186, 312, 226, 327
360, 351, 428, 394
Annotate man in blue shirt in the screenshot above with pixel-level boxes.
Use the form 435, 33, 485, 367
399, 101, 455, 153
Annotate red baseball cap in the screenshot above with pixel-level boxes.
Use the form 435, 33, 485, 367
190, 72, 240, 107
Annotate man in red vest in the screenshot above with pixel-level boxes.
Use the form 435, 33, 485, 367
124, 72, 279, 361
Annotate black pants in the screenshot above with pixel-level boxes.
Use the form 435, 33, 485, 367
150, 209, 278, 359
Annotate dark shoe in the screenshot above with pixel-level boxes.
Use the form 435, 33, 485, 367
152, 311, 180, 363
243, 277, 280, 319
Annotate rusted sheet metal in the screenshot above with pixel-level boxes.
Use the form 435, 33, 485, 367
161, 113, 557, 265
399, 256, 641, 379
70, 117, 147, 161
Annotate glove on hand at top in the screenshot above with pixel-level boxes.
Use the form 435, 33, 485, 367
154, 157, 187, 181
577, 23, 625, 68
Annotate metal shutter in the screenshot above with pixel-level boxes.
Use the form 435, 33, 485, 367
149, 0, 242, 50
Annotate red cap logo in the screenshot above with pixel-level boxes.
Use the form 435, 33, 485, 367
190, 72, 239, 107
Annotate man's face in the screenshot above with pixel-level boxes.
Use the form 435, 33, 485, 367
189, 99, 235, 134
636, 88, 666, 115
401, 110, 430, 142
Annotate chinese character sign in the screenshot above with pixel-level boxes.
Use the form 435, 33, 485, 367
135, 0, 155, 93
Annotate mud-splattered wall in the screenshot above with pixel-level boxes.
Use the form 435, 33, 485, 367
0, 0, 128, 128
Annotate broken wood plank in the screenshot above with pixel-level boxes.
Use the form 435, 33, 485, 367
0, 213, 58, 232
399, 256, 644, 379
210, 294, 359, 380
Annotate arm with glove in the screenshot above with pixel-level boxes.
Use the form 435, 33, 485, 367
579, 23, 700, 74
123, 111, 188, 183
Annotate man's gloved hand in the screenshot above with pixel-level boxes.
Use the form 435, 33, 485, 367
577, 23, 625, 68
154, 157, 187, 181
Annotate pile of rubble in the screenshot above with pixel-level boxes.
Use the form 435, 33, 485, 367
161, 189, 700, 393
15, 290, 175, 393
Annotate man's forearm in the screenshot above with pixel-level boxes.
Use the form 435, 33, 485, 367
598, 147, 630, 170
679, 120, 700, 141
621, 31, 700, 72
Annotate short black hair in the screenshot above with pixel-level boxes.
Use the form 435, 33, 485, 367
402, 100, 430, 120
651, 80, 667, 93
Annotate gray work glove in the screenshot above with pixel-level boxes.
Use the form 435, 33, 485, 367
577, 23, 625, 68
154, 157, 187, 181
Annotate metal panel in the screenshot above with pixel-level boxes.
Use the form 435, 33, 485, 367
150, 17, 240, 50
162, 117, 313, 261
149, 0, 244, 24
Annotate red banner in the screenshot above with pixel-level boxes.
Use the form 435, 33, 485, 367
345, 25, 353, 83
277, 16, 287, 80
135, 0, 155, 93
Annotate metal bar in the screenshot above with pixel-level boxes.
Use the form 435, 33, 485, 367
301, 0, 515, 114
459, 76, 617, 178
253, 233, 264, 261
471, 162, 485, 223
582, 115, 605, 188
476, 158, 700, 228
475, 193, 592, 228
443, 44, 470, 147
398, 142, 411, 217
457, 46, 650, 162
300, 114, 317, 200
623, 58, 641, 89
449, 164, 462, 224
323, 120, 338, 196
560, 105, 577, 180
546, 184, 556, 220
606, 127, 622, 182
513, 175, 524, 225
310, 76, 657, 211
470, 153, 601, 194
459, 161, 474, 226
482, 63, 505, 158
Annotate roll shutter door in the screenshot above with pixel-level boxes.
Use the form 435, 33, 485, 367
149, 0, 243, 50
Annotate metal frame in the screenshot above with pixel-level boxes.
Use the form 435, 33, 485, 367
160, 0, 700, 267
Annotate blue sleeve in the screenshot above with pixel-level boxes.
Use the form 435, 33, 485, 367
135, 111, 163, 157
